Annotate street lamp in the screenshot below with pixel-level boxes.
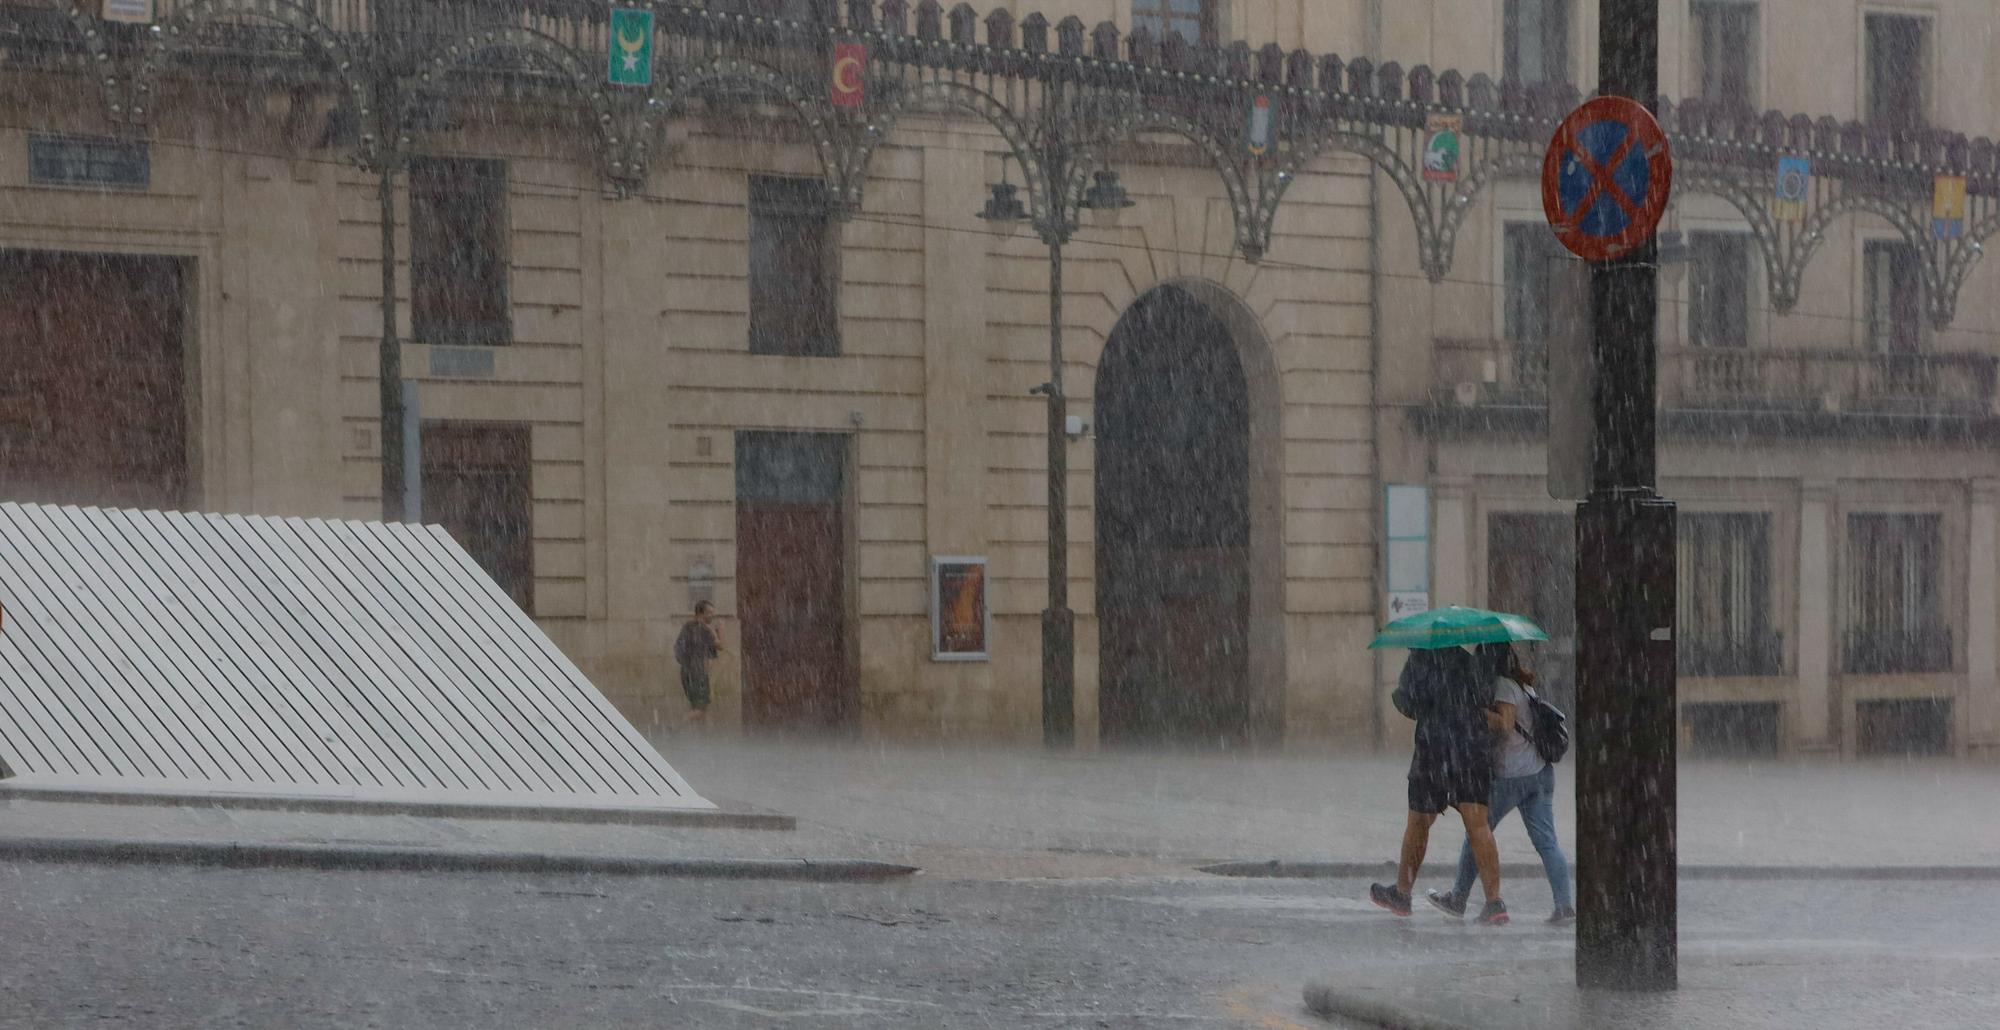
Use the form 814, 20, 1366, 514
978, 159, 1134, 748
1082, 170, 1134, 228
978, 180, 1029, 227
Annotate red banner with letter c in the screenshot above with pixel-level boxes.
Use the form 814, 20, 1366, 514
832, 43, 866, 109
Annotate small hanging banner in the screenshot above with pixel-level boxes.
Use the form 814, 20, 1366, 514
832, 43, 866, 109
1771, 155, 1809, 222
607, 8, 654, 87
1422, 113, 1462, 183
1933, 175, 1968, 240
1246, 95, 1273, 157
101, 0, 153, 24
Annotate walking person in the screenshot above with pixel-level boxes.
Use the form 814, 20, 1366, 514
673, 600, 724, 725
1370, 645, 1509, 925
1428, 642, 1575, 925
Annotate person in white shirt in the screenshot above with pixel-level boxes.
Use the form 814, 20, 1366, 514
1427, 642, 1575, 926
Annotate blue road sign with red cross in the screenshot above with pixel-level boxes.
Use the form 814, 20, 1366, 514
1540, 96, 1674, 262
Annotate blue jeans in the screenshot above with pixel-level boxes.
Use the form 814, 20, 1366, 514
1452, 763, 1573, 909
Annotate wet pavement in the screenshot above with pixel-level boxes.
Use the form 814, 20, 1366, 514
2, 865, 1995, 1029
3, 737, 1999, 1027
7, 737, 1997, 882
660, 735, 2000, 872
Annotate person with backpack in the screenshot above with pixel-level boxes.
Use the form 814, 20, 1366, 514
1427, 642, 1575, 925
1370, 645, 1510, 926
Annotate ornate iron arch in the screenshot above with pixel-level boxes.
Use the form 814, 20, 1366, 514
1071, 103, 1257, 258
1778, 190, 1939, 324
840, 78, 1042, 221
1671, 170, 1790, 311
1429, 149, 1543, 283
133, 0, 369, 138
416, 25, 617, 178
653, 56, 844, 207
1935, 212, 1998, 330
1261, 127, 1436, 275
47, 2, 132, 127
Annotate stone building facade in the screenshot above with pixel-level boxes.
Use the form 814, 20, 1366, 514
1376, 0, 2000, 758
2, 0, 1997, 756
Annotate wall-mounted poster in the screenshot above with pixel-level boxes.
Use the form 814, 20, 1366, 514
931, 556, 989, 661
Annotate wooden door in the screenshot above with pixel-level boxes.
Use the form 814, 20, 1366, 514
0, 251, 187, 509
735, 432, 852, 731
1161, 581, 1249, 747
421, 422, 533, 613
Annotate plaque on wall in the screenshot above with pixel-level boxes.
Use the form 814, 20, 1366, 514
28, 134, 150, 189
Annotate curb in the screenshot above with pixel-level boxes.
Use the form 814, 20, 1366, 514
0, 783, 795, 831
1200, 860, 2000, 882
1302, 983, 1469, 1030
1202, 860, 1550, 880
0, 836, 920, 882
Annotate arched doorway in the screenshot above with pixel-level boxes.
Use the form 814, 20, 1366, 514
1095, 284, 1254, 746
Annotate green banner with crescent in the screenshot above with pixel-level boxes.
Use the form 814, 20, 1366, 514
608, 8, 653, 87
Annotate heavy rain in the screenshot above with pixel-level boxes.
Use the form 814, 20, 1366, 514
1, 1, 1998, 1027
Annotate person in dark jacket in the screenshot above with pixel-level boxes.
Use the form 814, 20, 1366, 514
673, 600, 723, 724
1371, 646, 1509, 925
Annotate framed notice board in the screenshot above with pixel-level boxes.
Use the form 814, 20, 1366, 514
930, 556, 989, 661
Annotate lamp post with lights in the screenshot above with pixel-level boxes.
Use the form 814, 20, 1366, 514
978, 156, 1133, 747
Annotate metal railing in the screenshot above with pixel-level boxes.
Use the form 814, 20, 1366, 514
1434, 338, 1998, 416
1662, 347, 1997, 415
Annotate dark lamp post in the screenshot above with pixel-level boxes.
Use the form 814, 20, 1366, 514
975, 157, 1133, 747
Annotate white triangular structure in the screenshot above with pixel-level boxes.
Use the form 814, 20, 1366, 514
0, 503, 712, 813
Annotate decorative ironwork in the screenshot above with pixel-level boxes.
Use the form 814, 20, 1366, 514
7, 0, 2000, 327
418, 24, 620, 179
849, 78, 1041, 218
137, 0, 371, 142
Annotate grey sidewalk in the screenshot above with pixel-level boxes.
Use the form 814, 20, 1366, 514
660, 735, 2000, 873
0, 795, 920, 881
1304, 949, 2000, 1030
5, 735, 1997, 882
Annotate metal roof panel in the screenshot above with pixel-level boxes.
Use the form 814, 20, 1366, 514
0, 503, 710, 811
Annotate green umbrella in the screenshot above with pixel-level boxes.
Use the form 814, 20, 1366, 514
1367, 605, 1549, 650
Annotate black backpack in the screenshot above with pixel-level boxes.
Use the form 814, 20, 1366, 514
1516, 686, 1570, 764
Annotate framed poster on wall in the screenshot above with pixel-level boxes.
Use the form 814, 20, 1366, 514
930, 556, 989, 661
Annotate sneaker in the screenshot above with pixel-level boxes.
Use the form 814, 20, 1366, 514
1548, 904, 1577, 926
1425, 889, 1467, 918
1475, 898, 1510, 926
1368, 883, 1412, 917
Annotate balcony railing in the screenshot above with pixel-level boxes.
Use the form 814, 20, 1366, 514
1434, 338, 1998, 417
1844, 625, 1953, 675
1663, 348, 1997, 415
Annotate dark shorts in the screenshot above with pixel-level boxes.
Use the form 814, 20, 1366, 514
1407, 759, 1494, 816
679, 667, 711, 710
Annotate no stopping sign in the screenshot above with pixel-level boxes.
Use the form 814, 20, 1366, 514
1541, 96, 1674, 261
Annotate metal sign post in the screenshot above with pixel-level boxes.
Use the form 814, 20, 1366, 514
1546, 255, 1593, 502
1542, 0, 1679, 991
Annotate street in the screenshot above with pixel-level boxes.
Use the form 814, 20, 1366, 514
4, 861, 1997, 1029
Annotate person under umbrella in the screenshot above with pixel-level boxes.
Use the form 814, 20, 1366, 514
1369, 644, 1509, 924
1365, 607, 1550, 926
